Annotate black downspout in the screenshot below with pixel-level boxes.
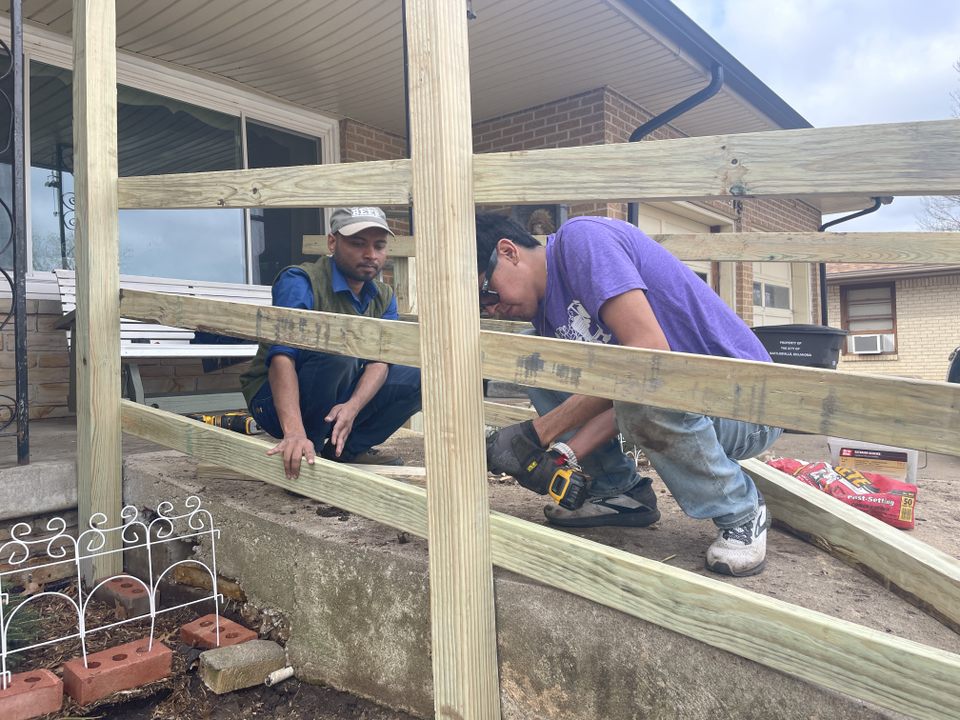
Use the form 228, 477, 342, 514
401, 1, 478, 235
627, 63, 724, 227
816, 197, 890, 325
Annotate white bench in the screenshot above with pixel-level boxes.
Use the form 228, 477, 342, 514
54, 269, 272, 413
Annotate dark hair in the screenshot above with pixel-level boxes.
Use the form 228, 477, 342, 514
474, 213, 541, 272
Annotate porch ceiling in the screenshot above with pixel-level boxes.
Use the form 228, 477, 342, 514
16, 0, 866, 213
22, 0, 793, 137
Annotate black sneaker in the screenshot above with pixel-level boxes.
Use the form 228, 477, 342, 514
543, 479, 660, 528
321, 443, 404, 467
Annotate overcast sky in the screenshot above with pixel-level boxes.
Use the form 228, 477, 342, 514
670, 0, 960, 231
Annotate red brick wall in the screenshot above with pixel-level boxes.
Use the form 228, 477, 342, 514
470, 86, 822, 320
339, 119, 411, 238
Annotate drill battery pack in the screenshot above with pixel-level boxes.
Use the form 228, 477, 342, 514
186, 411, 261, 435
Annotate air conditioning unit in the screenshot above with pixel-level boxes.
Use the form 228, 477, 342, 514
850, 334, 883, 354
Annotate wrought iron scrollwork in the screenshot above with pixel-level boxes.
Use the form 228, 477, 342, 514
0, 34, 15, 434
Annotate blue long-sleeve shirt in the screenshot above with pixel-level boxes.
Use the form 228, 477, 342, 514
265, 264, 399, 366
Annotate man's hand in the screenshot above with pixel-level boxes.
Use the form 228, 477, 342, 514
266, 433, 316, 480
486, 420, 543, 476
325, 402, 361, 458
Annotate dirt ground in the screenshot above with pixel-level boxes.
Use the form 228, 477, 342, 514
7, 416, 958, 718
378, 424, 960, 657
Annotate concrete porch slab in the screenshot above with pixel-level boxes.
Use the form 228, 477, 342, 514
121, 448, 960, 720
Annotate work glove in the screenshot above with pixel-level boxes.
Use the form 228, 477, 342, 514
488, 424, 591, 507
486, 420, 543, 477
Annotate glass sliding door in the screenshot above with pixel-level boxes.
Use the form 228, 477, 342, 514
117, 85, 245, 282
246, 121, 322, 285
28, 61, 247, 282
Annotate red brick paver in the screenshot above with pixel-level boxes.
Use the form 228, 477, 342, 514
96, 576, 152, 617
181, 614, 257, 649
62, 638, 172, 706
0, 669, 63, 720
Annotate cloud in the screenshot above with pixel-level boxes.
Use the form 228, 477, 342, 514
673, 0, 960, 125
672, 0, 960, 229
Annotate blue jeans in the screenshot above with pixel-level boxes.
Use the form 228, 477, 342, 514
249, 351, 422, 459
526, 387, 781, 528
614, 402, 781, 528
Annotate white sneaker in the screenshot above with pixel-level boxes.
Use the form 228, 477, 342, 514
705, 503, 769, 577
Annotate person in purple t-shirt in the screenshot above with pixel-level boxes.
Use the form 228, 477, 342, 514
478, 213, 782, 577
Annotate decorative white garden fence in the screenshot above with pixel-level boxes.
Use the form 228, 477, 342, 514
0, 495, 221, 689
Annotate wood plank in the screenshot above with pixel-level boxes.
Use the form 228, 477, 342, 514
392, 256, 417, 314
658, 231, 960, 263
405, 0, 501, 714
196, 461, 426, 484
118, 291, 960, 456
305, 234, 417, 258
741, 458, 960, 632
121, 401, 960, 720
73, 0, 122, 582
118, 121, 960, 210
483, 401, 537, 427
314, 231, 960, 264
473, 119, 960, 203
118, 159, 411, 209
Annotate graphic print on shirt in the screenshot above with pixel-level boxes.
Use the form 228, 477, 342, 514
555, 300, 612, 343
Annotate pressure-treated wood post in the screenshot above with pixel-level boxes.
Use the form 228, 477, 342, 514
73, 0, 122, 582
404, 1, 502, 717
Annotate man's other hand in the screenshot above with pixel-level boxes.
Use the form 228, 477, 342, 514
266, 433, 316, 479
325, 402, 361, 459
486, 420, 543, 476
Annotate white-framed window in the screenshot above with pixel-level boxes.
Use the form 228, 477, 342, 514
752, 261, 793, 326
1, 18, 340, 294
840, 283, 897, 355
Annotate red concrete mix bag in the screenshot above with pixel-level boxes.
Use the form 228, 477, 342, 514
766, 458, 917, 529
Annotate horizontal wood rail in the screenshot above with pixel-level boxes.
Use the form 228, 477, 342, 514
742, 459, 960, 632
119, 120, 960, 210
120, 400, 960, 720
304, 231, 960, 265
118, 159, 412, 209
482, 401, 536, 427
118, 290, 960, 456
474, 119, 960, 203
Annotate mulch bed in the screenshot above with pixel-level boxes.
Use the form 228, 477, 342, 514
10, 591, 413, 720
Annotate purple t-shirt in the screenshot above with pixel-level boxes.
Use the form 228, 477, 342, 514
534, 216, 771, 362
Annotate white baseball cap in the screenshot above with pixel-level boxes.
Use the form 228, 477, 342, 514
330, 207, 394, 236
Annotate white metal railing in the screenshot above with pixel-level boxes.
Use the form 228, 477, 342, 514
0, 495, 221, 689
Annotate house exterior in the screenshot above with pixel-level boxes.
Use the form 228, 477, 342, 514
1, 0, 872, 420
827, 263, 960, 381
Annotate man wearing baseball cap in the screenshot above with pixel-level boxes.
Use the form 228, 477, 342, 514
241, 207, 421, 479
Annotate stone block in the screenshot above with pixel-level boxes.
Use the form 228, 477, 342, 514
62, 638, 172, 706
199, 639, 286, 694
96, 576, 152, 618
0, 670, 63, 720
181, 614, 257, 649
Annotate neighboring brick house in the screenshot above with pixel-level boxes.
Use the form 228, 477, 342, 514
1, 1, 842, 419
827, 264, 960, 381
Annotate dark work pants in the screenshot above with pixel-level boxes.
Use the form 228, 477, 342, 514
249, 351, 421, 460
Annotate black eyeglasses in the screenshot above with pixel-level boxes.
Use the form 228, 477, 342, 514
479, 247, 500, 309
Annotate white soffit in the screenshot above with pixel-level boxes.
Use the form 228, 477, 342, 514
17, 0, 784, 139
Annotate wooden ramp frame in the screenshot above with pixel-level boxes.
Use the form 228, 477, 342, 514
72, 0, 960, 717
